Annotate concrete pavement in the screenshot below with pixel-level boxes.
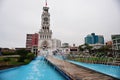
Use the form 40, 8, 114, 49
46, 56, 117, 80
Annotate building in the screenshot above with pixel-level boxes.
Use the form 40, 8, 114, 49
52, 39, 61, 50
85, 35, 94, 44
31, 33, 38, 54
38, 3, 61, 54
111, 34, 120, 50
26, 34, 33, 49
85, 33, 104, 44
38, 6, 52, 50
98, 35, 104, 44
32, 33, 39, 46
69, 44, 78, 54
26, 33, 38, 54
60, 43, 70, 54
89, 44, 104, 49
62, 43, 69, 48
26, 2, 62, 55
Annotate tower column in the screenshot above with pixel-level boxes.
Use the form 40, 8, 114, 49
38, 2, 52, 51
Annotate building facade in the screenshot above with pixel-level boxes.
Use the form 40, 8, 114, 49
38, 6, 53, 50
52, 39, 61, 50
26, 3, 62, 55
69, 44, 78, 54
26, 34, 33, 49
32, 33, 39, 46
85, 33, 104, 44
111, 34, 120, 50
62, 43, 69, 48
26, 33, 38, 54
98, 35, 104, 44
38, 4, 61, 54
85, 35, 94, 44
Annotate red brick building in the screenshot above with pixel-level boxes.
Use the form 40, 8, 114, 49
32, 33, 38, 46
26, 33, 38, 54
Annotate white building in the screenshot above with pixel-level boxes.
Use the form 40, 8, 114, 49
111, 34, 120, 50
38, 4, 61, 54
38, 6, 52, 50
60, 43, 70, 54
52, 39, 61, 50
89, 43, 104, 49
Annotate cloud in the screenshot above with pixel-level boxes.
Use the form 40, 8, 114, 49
0, 0, 120, 48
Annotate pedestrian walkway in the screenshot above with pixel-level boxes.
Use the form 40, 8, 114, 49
46, 56, 116, 80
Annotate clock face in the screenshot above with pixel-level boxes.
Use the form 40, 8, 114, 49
44, 17, 48, 21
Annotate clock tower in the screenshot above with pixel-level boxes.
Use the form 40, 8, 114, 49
38, 2, 52, 50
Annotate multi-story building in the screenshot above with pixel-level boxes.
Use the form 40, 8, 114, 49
26, 33, 38, 54
26, 34, 33, 49
31, 33, 38, 54
52, 39, 61, 50
85, 33, 104, 49
111, 34, 120, 50
60, 43, 70, 54
69, 44, 78, 54
85, 33, 104, 44
98, 35, 104, 44
85, 35, 94, 44
32, 33, 38, 46
62, 43, 69, 48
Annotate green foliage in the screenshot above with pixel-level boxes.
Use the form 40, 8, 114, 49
16, 49, 29, 62
9, 58, 19, 65
2, 52, 16, 55
95, 52, 106, 57
0, 49, 35, 69
16, 49, 29, 56
68, 57, 116, 64
78, 45, 84, 52
78, 44, 93, 53
26, 53, 35, 60
3, 57, 10, 62
24, 59, 31, 64
16, 49, 35, 63
0, 57, 4, 61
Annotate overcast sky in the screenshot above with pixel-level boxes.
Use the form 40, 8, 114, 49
0, 0, 120, 48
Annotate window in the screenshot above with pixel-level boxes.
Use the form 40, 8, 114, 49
117, 39, 120, 43
113, 40, 116, 44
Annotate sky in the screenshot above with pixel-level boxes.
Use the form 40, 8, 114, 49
0, 0, 120, 48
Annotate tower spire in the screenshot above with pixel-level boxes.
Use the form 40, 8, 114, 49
45, 0, 47, 7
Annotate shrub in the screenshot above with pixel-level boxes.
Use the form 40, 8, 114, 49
3, 57, 10, 62
0, 57, 4, 61
26, 53, 35, 60
2, 52, 16, 55
16, 49, 29, 62
24, 59, 30, 64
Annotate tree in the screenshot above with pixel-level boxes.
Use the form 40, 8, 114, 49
16, 49, 29, 62
78, 45, 84, 52
26, 53, 35, 60
84, 44, 93, 54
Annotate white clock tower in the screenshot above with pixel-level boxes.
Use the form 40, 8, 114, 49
38, 2, 53, 51
38, 1, 61, 54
